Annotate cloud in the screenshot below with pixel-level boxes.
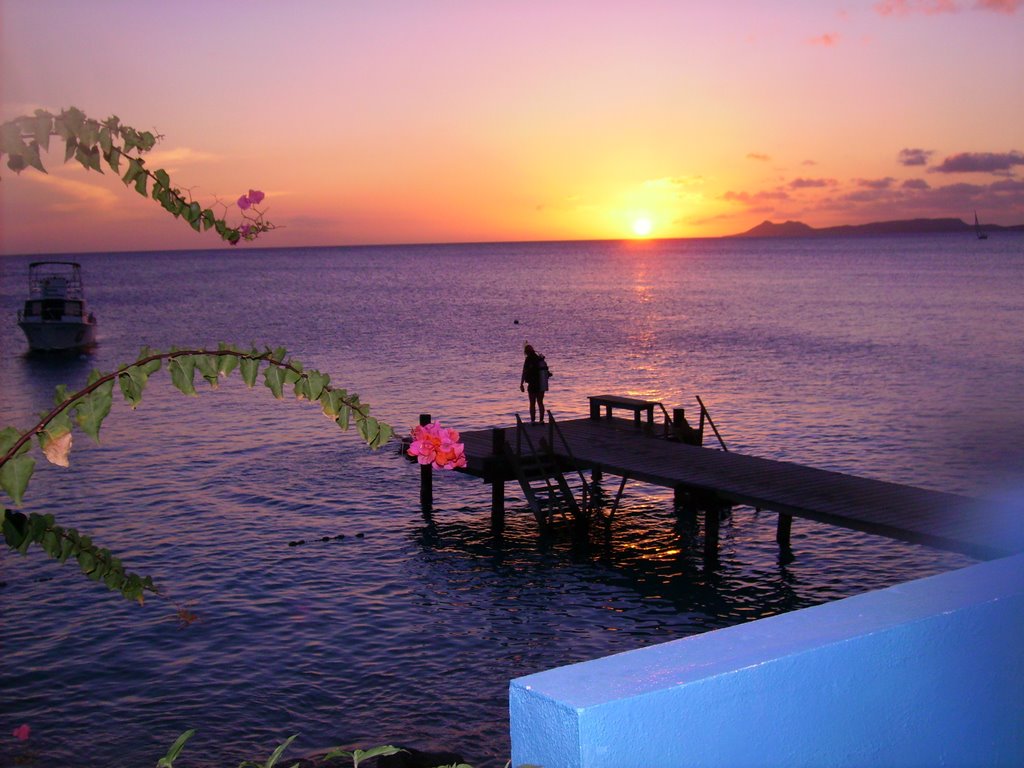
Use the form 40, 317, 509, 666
875, 0, 958, 14
642, 176, 705, 189
789, 177, 836, 189
809, 33, 840, 46
723, 189, 791, 204
902, 178, 931, 190
899, 148, 934, 166
856, 177, 897, 189
746, 153, 771, 162
22, 168, 121, 211
931, 151, 1024, 173
143, 146, 219, 169
875, 0, 1021, 13
974, 0, 1023, 12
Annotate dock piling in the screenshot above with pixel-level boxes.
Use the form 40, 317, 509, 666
777, 513, 792, 548
419, 413, 433, 513
490, 427, 506, 532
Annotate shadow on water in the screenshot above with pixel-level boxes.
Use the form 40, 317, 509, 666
414, 495, 807, 641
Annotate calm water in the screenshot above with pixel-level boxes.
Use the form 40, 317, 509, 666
1, 236, 1022, 767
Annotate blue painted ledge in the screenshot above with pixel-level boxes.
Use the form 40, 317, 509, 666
510, 553, 1024, 768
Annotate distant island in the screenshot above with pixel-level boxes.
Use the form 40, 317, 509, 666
731, 217, 1024, 238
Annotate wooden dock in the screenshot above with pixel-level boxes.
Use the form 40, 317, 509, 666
436, 409, 1024, 562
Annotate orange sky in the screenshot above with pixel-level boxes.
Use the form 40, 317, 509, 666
1, 0, 1022, 254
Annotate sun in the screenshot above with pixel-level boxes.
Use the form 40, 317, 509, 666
631, 216, 654, 238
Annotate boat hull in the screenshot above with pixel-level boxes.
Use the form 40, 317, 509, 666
18, 319, 98, 352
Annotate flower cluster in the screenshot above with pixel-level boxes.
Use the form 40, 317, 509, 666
236, 189, 265, 210
408, 422, 466, 470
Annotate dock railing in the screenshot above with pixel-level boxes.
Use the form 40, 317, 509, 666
696, 395, 728, 451
656, 398, 729, 451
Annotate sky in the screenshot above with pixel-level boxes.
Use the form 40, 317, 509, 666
1, 0, 1022, 254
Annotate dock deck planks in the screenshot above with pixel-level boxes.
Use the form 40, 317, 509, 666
455, 416, 1023, 561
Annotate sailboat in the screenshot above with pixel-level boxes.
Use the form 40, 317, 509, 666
974, 210, 988, 240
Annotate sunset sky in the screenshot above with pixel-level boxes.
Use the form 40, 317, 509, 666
1, 0, 1022, 254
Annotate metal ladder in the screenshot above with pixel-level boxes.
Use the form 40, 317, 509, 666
508, 414, 581, 528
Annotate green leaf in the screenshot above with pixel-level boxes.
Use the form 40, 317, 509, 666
2, 509, 29, 549
32, 112, 53, 152
358, 416, 385, 448
336, 404, 351, 431
78, 118, 100, 148
97, 125, 113, 155
194, 354, 219, 387
216, 346, 239, 378
118, 370, 144, 408
0, 425, 31, 458
264, 365, 286, 399
104, 148, 120, 174
121, 157, 143, 185
0, 121, 25, 156
156, 729, 196, 768
305, 371, 329, 401
240, 356, 260, 388
73, 376, 114, 444
264, 734, 298, 768
22, 141, 46, 173
202, 209, 216, 230
319, 388, 347, 418
168, 355, 197, 396
134, 172, 148, 196
74, 144, 102, 173
154, 168, 170, 188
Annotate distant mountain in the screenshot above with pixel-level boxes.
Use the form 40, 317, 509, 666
731, 217, 1024, 238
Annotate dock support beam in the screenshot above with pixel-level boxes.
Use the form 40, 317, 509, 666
490, 427, 506, 533
777, 513, 792, 548
419, 413, 432, 513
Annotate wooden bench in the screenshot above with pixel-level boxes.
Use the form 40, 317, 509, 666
588, 395, 660, 426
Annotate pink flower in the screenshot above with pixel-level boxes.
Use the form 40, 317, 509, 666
237, 194, 251, 210
239, 223, 253, 237
408, 422, 466, 470
12, 724, 30, 741
247, 189, 265, 205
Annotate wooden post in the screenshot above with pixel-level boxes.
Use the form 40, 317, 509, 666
777, 513, 792, 548
592, 466, 603, 484
491, 427, 506, 533
674, 484, 686, 509
419, 413, 433, 513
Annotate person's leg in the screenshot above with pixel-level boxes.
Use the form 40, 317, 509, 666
528, 389, 537, 422
537, 391, 545, 422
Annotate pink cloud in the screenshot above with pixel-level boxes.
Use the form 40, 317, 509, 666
789, 177, 836, 189
931, 151, 1024, 173
899, 148, 934, 166
974, 0, 1023, 11
875, 0, 1021, 12
809, 33, 840, 46
856, 177, 897, 189
723, 189, 791, 204
875, 0, 960, 14
746, 152, 771, 162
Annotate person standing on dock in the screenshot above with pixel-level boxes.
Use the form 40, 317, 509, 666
520, 343, 551, 423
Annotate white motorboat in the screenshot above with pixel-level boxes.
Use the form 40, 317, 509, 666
17, 261, 98, 352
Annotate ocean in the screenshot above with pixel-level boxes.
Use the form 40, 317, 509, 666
1, 235, 1022, 767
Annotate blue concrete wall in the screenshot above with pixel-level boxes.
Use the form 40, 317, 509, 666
510, 553, 1024, 768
